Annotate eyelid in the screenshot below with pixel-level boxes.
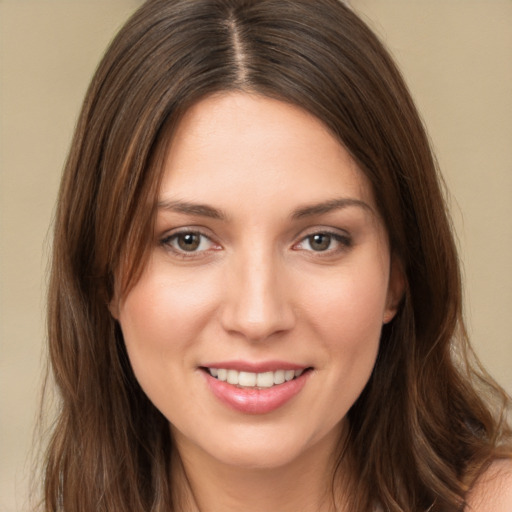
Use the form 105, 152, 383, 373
159, 228, 221, 257
158, 225, 352, 259
292, 228, 352, 253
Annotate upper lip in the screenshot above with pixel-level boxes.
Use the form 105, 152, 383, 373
200, 360, 310, 373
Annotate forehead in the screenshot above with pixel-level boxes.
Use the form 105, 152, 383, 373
159, 92, 375, 214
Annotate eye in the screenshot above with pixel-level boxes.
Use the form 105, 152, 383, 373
295, 231, 351, 253
306, 233, 333, 251
160, 230, 218, 255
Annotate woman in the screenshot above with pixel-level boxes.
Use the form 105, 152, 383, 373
42, 0, 512, 510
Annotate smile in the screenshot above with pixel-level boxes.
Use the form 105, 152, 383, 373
201, 364, 312, 414
207, 368, 305, 388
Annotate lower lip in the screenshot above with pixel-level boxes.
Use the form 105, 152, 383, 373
203, 370, 310, 414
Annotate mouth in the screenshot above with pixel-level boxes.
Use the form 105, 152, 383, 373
201, 364, 313, 414
201, 367, 311, 389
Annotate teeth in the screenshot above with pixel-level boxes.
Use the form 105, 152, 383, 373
273, 370, 285, 385
239, 371, 257, 387
256, 371, 274, 388
207, 368, 305, 388
227, 369, 238, 385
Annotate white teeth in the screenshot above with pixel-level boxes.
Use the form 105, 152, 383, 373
273, 369, 285, 385
227, 369, 238, 385
256, 371, 274, 388
207, 367, 306, 388
285, 370, 295, 382
238, 371, 257, 387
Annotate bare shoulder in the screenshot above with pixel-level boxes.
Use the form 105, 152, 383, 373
465, 459, 512, 511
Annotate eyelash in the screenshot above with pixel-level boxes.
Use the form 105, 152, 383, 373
160, 230, 219, 259
159, 229, 352, 258
293, 230, 352, 254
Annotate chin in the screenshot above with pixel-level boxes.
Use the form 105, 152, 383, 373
176, 420, 343, 472
226, 441, 304, 469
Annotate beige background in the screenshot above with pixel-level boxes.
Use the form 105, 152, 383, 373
1, 1, 511, 510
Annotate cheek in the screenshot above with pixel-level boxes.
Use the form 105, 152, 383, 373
117, 263, 221, 398
298, 261, 389, 420
303, 258, 390, 345
317, 274, 384, 372
121, 263, 219, 344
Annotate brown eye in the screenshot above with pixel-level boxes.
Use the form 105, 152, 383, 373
307, 233, 332, 251
177, 233, 201, 251
161, 231, 216, 255
294, 231, 352, 254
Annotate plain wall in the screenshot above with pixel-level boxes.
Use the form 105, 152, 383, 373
1, 1, 511, 510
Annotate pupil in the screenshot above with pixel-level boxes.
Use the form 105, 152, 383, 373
178, 233, 200, 251
310, 233, 331, 251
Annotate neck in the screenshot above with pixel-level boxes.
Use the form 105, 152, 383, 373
170, 426, 349, 512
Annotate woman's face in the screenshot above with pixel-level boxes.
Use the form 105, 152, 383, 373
113, 92, 402, 470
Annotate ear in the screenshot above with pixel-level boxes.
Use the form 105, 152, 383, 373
383, 257, 405, 324
108, 290, 120, 320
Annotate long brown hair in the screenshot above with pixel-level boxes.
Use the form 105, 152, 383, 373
42, 0, 511, 510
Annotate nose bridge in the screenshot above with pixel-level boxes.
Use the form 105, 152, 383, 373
220, 244, 295, 341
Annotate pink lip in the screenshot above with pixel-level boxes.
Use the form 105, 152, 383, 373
201, 360, 307, 373
201, 366, 311, 415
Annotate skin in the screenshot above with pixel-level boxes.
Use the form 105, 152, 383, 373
112, 92, 404, 511
465, 460, 512, 512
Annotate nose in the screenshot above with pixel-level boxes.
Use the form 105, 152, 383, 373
219, 248, 296, 342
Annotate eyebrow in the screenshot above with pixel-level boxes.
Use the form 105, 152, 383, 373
157, 199, 227, 220
291, 198, 373, 219
157, 197, 372, 221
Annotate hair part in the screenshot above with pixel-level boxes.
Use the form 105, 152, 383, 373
42, 1, 511, 511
